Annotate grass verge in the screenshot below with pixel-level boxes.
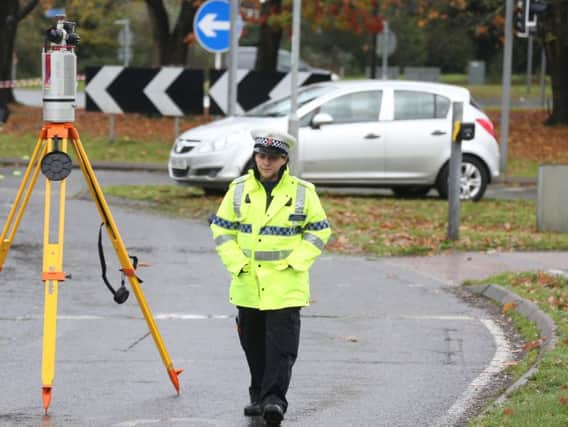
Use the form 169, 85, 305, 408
465, 272, 568, 427
0, 131, 171, 164
103, 185, 568, 255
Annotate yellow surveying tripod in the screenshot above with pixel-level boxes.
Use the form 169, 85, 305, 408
0, 18, 181, 415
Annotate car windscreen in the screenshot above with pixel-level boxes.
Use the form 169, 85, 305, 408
245, 85, 337, 117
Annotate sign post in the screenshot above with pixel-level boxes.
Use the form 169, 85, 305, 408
448, 102, 463, 241
500, 0, 514, 176
376, 22, 397, 80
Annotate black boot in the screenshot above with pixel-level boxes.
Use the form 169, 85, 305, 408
244, 389, 262, 416
263, 403, 284, 425
244, 401, 262, 416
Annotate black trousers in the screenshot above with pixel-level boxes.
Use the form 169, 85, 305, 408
236, 306, 301, 412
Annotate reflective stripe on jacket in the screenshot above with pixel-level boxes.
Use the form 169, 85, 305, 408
210, 168, 331, 310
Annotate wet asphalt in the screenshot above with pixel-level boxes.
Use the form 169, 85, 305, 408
0, 165, 560, 427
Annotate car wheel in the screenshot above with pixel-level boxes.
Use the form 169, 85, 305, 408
436, 155, 489, 201
391, 186, 431, 198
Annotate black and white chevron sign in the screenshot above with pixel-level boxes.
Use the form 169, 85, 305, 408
85, 66, 204, 116
208, 70, 332, 116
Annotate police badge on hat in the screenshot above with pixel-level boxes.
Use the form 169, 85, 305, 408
251, 129, 297, 157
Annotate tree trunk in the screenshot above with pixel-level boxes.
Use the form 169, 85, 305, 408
0, 1, 22, 106
144, 0, 197, 66
0, 0, 38, 115
543, 1, 568, 125
168, 1, 197, 65
255, 0, 282, 72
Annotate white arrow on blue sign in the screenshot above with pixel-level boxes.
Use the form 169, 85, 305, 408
194, 0, 232, 53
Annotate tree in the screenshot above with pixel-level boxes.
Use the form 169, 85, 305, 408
540, 1, 568, 125
143, 0, 198, 65
247, 0, 383, 72
0, 0, 39, 106
255, 0, 283, 71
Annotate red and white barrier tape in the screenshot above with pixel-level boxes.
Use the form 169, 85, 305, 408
0, 74, 85, 89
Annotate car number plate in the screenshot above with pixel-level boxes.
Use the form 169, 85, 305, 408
170, 158, 187, 169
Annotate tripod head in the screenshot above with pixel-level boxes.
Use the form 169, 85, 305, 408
42, 17, 80, 123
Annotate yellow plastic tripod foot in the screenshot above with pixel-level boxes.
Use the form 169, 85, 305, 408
42, 386, 52, 414
168, 368, 183, 394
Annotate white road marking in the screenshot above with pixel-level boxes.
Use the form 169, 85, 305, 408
432, 318, 513, 427
400, 315, 475, 321
115, 417, 217, 426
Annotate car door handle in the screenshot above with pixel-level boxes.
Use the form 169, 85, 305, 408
431, 130, 447, 136
364, 133, 381, 139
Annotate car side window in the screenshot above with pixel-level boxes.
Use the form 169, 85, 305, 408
394, 90, 450, 120
318, 91, 382, 124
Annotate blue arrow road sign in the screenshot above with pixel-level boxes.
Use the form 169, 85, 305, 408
194, 0, 231, 53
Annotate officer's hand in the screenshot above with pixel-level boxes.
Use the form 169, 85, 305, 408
274, 261, 292, 271
238, 263, 250, 276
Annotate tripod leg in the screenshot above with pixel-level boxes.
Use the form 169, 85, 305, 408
68, 127, 182, 394
0, 128, 48, 270
40, 135, 69, 414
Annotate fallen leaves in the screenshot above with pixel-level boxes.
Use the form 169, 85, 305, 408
3, 103, 209, 143
522, 338, 544, 352
489, 110, 568, 168
502, 301, 518, 314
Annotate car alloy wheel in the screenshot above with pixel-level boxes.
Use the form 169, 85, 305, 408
437, 155, 488, 202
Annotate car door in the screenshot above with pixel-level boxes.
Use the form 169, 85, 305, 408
383, 90, 452, 182
300, 90, 384, 182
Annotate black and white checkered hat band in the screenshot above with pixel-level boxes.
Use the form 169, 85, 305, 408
254, 137, 289, 154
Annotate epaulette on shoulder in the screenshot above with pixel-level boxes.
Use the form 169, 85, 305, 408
295, 178, 314, 190
231, 174, 250, 185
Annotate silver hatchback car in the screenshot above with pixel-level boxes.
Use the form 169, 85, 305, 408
169, 80, 499, 200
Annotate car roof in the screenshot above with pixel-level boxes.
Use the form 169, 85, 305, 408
307, 79, 470, 99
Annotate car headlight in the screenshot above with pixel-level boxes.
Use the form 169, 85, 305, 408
195, 135, 229, 153
173, 138, 185, 153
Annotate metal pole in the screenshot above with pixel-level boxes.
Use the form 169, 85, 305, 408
109, 114, 115, 143
174, 116, 180, 139
381, 21, 389, 80
539, 45, 546, 108
288, 0, 301, 176
124, 19, 131, 67
227, 0, 239, 116
447, 102, 463, 241
526, 35, 533, 94
500, 0, 514, 176
370, 2, 378, 78
109, 18, 131, 144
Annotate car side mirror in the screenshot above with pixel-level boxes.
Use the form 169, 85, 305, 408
311, 112, 333, 129
459, 123, 475, 141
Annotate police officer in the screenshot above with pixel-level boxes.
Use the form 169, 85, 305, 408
210, 129, 331, 425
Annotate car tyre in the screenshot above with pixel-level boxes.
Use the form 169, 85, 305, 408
391, 186, 431, 198
436, 155, 488, 202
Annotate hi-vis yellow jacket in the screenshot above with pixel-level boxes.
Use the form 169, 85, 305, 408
210, 168, 331, 310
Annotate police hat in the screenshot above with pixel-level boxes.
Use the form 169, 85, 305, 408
251, 129, 296, 157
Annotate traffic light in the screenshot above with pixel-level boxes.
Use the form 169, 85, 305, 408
529, 0, 547, 22
514, 0, 529, 37
514, 0, 548, 38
